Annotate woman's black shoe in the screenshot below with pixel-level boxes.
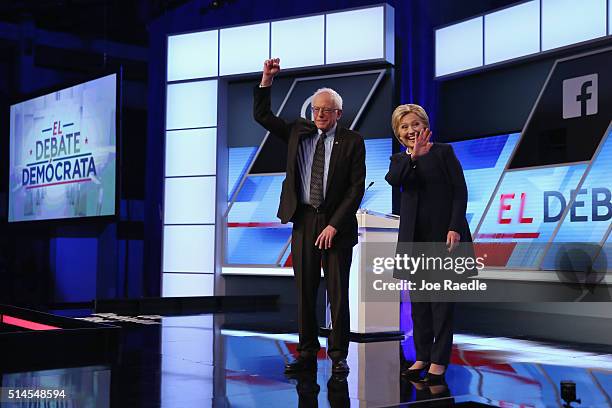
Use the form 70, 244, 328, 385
400, 363, 430, 381
421, 371, 446, 385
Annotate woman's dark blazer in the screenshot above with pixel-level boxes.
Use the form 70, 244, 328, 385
385, 143, 476, 277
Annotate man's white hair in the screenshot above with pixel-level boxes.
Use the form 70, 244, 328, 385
312, 87, 343, 110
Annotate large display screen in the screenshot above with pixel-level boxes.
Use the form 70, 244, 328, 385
8, 73, 118, 222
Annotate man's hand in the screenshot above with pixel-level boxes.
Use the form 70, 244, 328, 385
411, 128, 432, 159
261, 58, 281, 87
315, 225, 337, 250
446, 230, 460, 252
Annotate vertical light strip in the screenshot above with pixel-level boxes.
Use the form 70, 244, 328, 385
164, 78, 218, 296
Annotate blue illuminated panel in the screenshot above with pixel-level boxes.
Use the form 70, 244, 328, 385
539, 130, 612, 271
362, 138, 392, 214
435, 17, 483, 77
220, 23, 270, 76
164, 176, 216, 225
541, 0, 607, 51
165, 128, 217, 177
167, 30, 218, 81
228, 175, 284, 223
429, 132, 612, 273
271, 16, 324, 69
485, 1, 540, 65
226, 227, 291, 265
326, 7, 385, 64
166, 80, 218, 130
225, 173, 288, 265
228, 147, 257, 200
550, 130, 612, 243
477, 164, 587, 268
451, 134, 520, 232
163, 225, 215, 273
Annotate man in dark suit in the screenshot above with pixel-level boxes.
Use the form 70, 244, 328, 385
254, 58, 365, 374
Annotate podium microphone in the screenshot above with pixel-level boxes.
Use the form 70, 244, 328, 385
359, 181, 375, 212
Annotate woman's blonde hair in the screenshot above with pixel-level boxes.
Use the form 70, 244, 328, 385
391, 104, 430, 144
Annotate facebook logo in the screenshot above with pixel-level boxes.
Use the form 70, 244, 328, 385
562, 74, 598, 119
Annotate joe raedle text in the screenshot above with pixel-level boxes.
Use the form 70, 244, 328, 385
372, 279, 487, 292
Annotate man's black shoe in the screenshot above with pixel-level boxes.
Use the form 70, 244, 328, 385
331, 359, 349, 374
285, 356, 317, 373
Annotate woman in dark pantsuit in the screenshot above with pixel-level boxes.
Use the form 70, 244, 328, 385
385, 104, 473, 384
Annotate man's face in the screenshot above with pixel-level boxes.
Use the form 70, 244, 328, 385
311, 92, 342, 132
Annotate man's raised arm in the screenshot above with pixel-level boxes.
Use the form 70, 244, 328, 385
253, 58, 290, 143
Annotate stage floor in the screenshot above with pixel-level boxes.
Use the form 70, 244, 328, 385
2, 309, 611, 407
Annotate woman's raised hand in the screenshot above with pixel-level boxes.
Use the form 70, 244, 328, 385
411, 128, 432, 159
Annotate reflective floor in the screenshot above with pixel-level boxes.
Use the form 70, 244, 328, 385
2, 310, 612, 407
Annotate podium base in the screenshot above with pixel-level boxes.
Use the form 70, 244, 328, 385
319, 327, 404, 343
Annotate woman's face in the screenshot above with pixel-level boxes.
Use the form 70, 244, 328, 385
397, 112, 427, 150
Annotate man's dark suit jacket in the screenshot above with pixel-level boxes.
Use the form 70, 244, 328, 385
253, 85, 366, 248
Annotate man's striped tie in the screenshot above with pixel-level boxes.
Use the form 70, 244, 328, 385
309, 132, 327, 208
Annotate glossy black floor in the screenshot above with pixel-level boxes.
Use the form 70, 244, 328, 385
2, 308, 612, 407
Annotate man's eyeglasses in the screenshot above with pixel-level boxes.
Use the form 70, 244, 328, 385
311, 106, 339, 115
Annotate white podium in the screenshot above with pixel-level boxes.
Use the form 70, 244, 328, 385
325, 209, 402, 340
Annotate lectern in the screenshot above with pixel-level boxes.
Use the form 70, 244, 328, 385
325, 209, 402, 340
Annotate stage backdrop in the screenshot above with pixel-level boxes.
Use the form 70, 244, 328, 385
9, 73, 117, 222
226, 117, 612, 273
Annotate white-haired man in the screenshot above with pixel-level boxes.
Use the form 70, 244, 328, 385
254, 58, 365, 374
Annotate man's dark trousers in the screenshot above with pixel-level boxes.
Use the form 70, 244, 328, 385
292, 204, 352, 361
